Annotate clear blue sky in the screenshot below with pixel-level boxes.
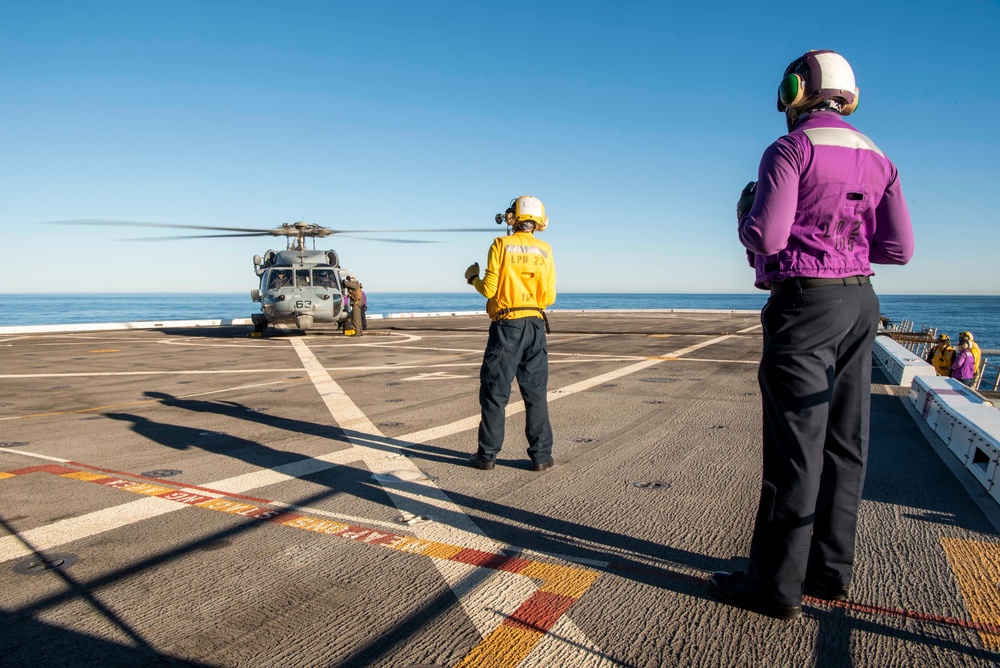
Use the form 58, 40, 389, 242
2, 1, 998, 295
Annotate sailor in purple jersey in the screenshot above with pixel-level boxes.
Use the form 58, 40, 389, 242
709, 50, 915, 620
738, 112, 914, 288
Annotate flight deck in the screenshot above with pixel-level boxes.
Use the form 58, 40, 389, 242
1, 311, 999, 667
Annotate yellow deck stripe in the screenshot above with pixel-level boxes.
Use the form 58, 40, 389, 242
63, 471, 113, 482
940, 537, 1000, 649
453, 624, 543, 668
520, 562, 600, 598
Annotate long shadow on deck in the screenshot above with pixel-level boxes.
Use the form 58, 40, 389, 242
90, 387, 1000, 666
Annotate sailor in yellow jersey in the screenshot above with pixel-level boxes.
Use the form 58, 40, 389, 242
926, 334, 955, 377
464, 195, 556, 471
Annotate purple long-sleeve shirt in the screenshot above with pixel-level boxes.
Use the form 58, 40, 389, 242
951, 349, 975, 380
738, 111, 914, 289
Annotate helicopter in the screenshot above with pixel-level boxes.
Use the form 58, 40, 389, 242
50, 219, 492, 336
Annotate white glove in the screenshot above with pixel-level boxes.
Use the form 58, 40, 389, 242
464, 262, 480, 285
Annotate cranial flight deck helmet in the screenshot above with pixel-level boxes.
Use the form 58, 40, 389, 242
510, 195, 548, 231
777, 50, 860, 118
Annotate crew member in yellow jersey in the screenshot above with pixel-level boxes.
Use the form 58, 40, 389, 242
926, 334, 955, 377
464, 195, 556, 471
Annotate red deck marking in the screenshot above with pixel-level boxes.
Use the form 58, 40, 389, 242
7, 464, 78, 476
67, 461, 273, 503
450, 548, 531, 574
608, 566, 1000, 638
493, 556, 534, 574
501, 591, 577, 633
815, 597, 1000, 636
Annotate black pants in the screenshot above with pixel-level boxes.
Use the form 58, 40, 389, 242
748, 281, 879, 605
477, 318, 553, 463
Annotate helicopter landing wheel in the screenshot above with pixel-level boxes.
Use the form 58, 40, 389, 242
250, 314, 268, 338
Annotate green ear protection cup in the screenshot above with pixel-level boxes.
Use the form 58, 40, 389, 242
778, 73, 805, 109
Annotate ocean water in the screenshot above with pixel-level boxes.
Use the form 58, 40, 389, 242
1, 292, 996, 350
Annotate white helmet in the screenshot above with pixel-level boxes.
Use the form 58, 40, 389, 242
777, 50, 859, 116
511, 195, 548, 231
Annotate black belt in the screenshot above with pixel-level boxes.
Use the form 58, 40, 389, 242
493, 307, 550, 334
770, 275, 870, 296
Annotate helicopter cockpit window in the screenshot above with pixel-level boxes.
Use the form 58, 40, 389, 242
295, 269, 311, 286
313, 269, 336, 288
269, 270, 292, 290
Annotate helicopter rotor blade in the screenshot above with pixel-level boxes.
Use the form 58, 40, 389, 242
328, 228, 496, 234
123, 233, 276, 241
45, 219, 499, 239
44, 219, 275, 234
334, 235, 439, 244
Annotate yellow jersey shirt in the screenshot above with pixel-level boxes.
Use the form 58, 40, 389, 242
473, 231, 556, 320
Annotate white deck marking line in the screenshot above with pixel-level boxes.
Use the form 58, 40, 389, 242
400, 372, 474, 381
202, 447, 367, 494
0, 379, 311, 422
670, 357, 758, 364
285, 337, 606, 648
549, 350, 647, 359
0, 497, 186, 562
0, 354, 645, 382
0, 358, 611, 380
0, 447, 70, 462
0, 369, 310, 379
167, 378, 304, 399
401, 331, 755, 444
361, 345, 484, 354
159, 331, 422, 348
286, 338, 498, 548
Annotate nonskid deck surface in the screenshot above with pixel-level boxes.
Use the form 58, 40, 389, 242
1, 312, 998, 667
